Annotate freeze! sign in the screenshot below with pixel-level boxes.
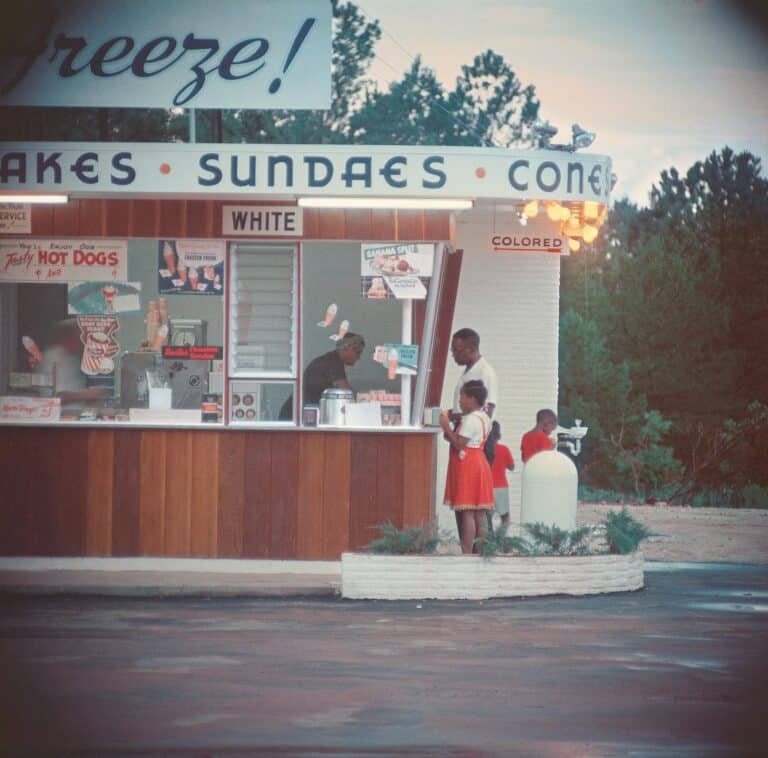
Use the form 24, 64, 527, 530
0, 0, 331, 109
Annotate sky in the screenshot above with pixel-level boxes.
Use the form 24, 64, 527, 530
357, 0, 768, 207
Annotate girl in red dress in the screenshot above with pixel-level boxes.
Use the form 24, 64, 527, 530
440, 379, 494, 554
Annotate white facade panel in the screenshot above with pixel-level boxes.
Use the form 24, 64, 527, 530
437, 215, 561, 535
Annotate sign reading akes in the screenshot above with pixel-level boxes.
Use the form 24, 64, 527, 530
0, 0, 331, 109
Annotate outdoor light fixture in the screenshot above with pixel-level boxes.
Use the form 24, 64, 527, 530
297, 197, 474, 210
581, 223, 599, 243
1, 194, 69, 204
523, 199, 539, 218
568, 238, 581, 253
532, 119, 597, 152
583, 201, 600, 220
571, 124, 596, 150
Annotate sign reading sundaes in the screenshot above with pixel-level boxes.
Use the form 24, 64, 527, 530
0, 0, 331, 109
0, 144, 613, 204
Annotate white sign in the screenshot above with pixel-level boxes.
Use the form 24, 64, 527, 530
0, 203, 31, 233
223, 205, 303, 236
0, 239, 127, 282
0, 0, 331, 109
0, 143, 614, 204
0, 396, 61, 422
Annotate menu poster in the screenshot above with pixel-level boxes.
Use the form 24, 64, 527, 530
0, 239, 127, 282
373, 344, 419, 376
68, 281, 142, 315
77, 315, 120, 376
361, 243, 434, 277
0, 396, 61, 422
361, 243, 433, 301
158, 239, 225, 295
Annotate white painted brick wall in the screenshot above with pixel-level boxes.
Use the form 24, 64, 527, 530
341, 552, 644, 600
436, 215, 561, 534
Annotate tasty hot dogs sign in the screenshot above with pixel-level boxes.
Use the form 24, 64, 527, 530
0, 239, 127, 282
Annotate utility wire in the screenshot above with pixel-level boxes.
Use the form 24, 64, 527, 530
357, 3, 514, 146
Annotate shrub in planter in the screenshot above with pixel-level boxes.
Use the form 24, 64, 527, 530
473, 524, 530, 557
602, 507, 652, 554
365, 521, 442, 555
522, 522, 596, 556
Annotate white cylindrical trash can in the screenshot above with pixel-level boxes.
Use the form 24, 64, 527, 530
520, 450, 578, 530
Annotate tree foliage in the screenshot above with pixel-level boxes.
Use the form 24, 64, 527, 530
560, 148, 768, 502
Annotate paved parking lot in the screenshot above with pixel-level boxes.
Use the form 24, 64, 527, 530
1, 563, 766, 756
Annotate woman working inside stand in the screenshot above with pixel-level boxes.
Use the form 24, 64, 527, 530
302, 332, 366, 404
279, 332, 366, 420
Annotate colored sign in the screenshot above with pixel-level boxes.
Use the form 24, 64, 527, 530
0, 204, 31, 233
0, 0, 331, 109
0, 396, 61, 422
77, 315, 120, 376
68, 281, 141, 314
159, 239, 225, 294
0, 143, 614, 204
0, 239, 127, 282
489, 218, 567, 255
163, 345, 223, 360
222, 205, 303, 236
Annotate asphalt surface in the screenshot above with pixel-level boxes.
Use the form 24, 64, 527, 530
1, 564, 767, 757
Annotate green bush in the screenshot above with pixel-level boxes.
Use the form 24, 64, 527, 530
522, 522, 595, 556
473, 524, 530, 558
578, 486, 627, 503
366, 521, 440, 555
602, 508, 651, 554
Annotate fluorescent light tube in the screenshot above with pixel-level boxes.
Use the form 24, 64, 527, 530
298, 197, 473, 210
0, 195, 69, 204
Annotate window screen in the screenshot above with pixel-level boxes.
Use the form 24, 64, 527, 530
230, 244, 297, 377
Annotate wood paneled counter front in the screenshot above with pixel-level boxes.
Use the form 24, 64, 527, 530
0, 427, 436, 560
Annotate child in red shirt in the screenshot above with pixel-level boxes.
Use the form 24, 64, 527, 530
521, 408, 557, 463
487, 421, 515, 526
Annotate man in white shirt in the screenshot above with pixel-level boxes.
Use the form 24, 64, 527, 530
450, 328, 498, 420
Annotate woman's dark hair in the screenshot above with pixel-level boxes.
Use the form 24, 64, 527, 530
460, 379, 487, 408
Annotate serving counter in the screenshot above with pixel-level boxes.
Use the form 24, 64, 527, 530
0, 425, 437, 560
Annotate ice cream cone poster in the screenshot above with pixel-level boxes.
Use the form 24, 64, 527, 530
373, 344, 418, 376
77, 315, 120, 376
361, 243, 433, 300
158, 239, 225, 295
68, 281, 141, 314
317, 303, 337, 327
329, 319, 349, 342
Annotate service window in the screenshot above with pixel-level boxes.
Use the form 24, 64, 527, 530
300, 241, 437, 428
0, 238, 225, 424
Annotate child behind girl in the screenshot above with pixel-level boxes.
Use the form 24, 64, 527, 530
521, 408, 557, 463
487, 421, 515, 527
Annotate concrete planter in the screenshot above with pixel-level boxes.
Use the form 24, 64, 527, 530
341, 551, 644, 600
